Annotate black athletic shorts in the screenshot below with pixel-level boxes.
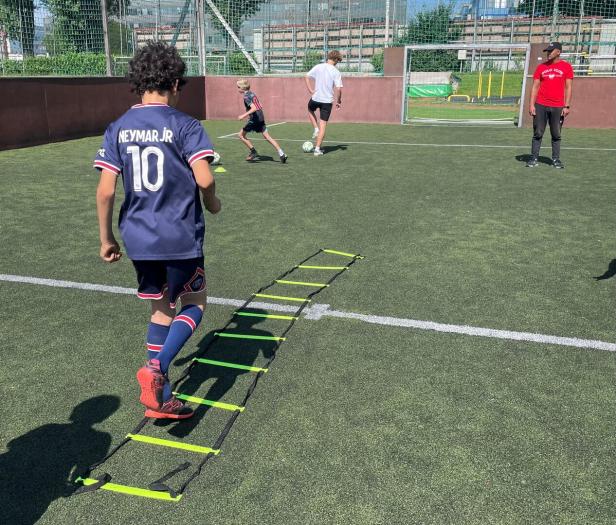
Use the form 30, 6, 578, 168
308, 99, 333, 121
132, 257, 206, 308
243, 120, 267, 134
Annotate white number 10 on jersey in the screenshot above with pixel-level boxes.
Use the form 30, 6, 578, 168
127, 145, 165, 192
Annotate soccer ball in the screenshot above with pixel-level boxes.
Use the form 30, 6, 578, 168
302, 141, 314, 153
212, 152, 221, 165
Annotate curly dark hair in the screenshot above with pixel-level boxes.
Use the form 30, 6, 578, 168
128, 41, 187, 95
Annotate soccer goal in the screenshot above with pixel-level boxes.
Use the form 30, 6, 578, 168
401, 43, 531, 127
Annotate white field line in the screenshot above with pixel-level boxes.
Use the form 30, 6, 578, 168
1, 273, 615, 353
217, 121, 287, 139
220, 136, 616, 152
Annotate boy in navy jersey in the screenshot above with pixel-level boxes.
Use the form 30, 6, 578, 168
94, 42, 221, 419
236, 79, 287, 163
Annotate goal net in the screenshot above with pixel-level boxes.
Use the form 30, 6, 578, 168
401, 43, 531, 127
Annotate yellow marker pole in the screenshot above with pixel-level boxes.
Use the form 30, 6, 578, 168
500, 70, 505, 99
487, 71, 492, 98
477, 71, 482, 98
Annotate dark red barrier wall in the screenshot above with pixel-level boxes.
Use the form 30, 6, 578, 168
204, 76, 403, 124
523, 76, 616, 128
0, 76, 205, 150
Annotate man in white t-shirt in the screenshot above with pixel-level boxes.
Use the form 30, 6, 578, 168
304, 50, 343, 156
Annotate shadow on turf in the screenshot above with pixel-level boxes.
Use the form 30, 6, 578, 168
321, 144, 348, 154
594, 259, 616, 281
157, 310, 276, 439
0, 395, 120, 525
249, 154, 275, 163
515, 154, 553, 166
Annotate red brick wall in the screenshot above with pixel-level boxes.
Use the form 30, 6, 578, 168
205, 76, 403, 124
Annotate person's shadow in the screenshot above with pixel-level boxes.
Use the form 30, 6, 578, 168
252, 155, 274, 163
594, 259, 616, 281
321, 144, 348, 154
0, 395, 120, 525
162, 310, 277, 438
515, 153, 552, 166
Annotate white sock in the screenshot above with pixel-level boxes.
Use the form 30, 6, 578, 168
314, 127, 319, 133
277, 149, 284, 156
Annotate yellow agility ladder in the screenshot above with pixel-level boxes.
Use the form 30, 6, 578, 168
73, 248, 364, 501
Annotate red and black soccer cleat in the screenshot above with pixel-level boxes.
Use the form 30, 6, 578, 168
136, 359, 165, 410
144, 396, 194, 420
246, 149, 258, 161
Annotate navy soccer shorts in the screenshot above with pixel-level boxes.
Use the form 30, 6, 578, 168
132, 257, 206, 308
308, 99, 333, 121
243, 121, 267, 134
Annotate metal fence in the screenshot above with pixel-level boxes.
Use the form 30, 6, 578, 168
1, 0, 615, 77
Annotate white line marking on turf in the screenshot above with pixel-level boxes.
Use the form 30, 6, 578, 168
324, 310, 616, 352
220, 136, 616, 152
2, 273, 615, 353
217, 121, 287, 139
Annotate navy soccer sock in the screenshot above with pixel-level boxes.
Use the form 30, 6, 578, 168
146, 322, 170, 361
157, 305, 203, 400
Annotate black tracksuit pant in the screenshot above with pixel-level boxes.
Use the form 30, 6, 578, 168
531, 103, 564, 160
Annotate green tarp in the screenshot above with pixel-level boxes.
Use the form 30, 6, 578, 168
407, 84, 453, 98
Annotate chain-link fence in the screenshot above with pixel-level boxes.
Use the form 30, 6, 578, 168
1, 0, 615, 77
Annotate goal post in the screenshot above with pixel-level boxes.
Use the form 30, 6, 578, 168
401, 43, 531, 127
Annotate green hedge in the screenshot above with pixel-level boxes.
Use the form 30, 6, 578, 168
0, 53, 107, 76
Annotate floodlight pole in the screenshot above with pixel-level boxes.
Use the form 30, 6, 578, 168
100, 0, 113, 76
550, 0, 560, 40
384, 0, 390, 47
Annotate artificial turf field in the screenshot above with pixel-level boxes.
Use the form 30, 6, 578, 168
1, 121, 615, 524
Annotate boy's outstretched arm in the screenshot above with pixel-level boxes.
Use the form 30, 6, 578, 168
238, 103, 258, 120
96, 170, 122, 263
192, 159, 221, 214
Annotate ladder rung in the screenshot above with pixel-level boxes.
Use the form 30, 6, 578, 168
76, 477, 182, 502
173, 393, 245, 412
275, 279, 329, 287
323, 248, 364, 259
194, 357, 268, 373
215, 332, 285, 341
127, 433, 220, 455
296, 265, 348, 270
234, 311, 298, 321
253, 293, 310, 302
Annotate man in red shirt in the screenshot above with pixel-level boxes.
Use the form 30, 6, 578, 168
526, 42, 573, 169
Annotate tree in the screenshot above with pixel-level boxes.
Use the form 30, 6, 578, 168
209, 0, 268, 47
42, 0, 126, 54
370, 51, 384, 73
301, 50, 321, 72
394, 3, 462, 73
396, 2, 461, 46
517, 0, 616, 18
0, 0, 35, 56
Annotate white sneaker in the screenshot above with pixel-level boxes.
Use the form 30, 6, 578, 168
312, 128, 319, 139
313, 148, 324, 156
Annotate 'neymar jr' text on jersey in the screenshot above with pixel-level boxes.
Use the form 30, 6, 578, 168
94, 103, 215, 261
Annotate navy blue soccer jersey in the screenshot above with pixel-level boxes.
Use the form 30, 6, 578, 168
243, 91, 265, 123
94, 102, 215, 260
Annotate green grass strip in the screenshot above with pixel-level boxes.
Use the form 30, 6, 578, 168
173, 393, 245, 412
323, 248, 364, 258
275, 279, 329, 287
194, 357, 268, 373
76, 477, 182, 502
253, 293, 310, 302
297, 265, 348, 270
215, 332, 286, 341
234, 311, 298, 321
127, 434, 220, 455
